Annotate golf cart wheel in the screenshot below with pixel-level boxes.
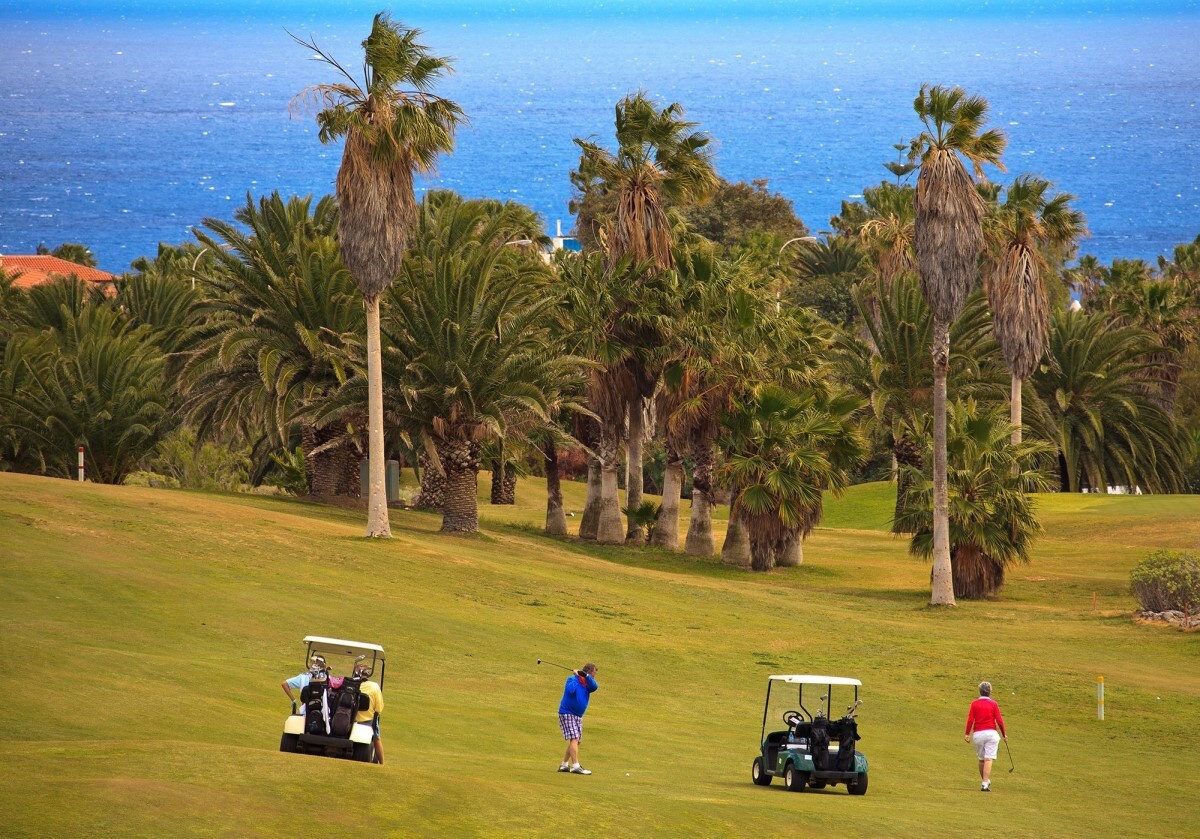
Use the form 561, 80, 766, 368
279, 733, 300, 754
847, 772, 868, 795
784, 764, 809, 792
751, 757, 772, 786
351, 742, 374, 763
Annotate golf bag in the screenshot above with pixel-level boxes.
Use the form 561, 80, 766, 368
328, 678, 362, 738
834, 718, 859, 771
810, 717, 830, 770
303, 681, 331, 735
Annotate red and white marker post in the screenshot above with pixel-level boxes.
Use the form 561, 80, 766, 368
77, 445, 85, 482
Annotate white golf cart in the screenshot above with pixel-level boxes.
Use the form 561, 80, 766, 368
751, 674, 868, 794
280, 636, 385, 763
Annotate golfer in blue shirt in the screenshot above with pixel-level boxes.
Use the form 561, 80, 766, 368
557, 663, 599, 775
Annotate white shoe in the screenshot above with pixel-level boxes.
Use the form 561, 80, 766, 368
558, 763, 570, 772
569, 765, 592, 775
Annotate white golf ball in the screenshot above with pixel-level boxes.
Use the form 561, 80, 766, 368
626, 772, 630, 777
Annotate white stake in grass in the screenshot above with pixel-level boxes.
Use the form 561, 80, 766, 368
77, 445, 84, 482
1097, 676, 1104, 721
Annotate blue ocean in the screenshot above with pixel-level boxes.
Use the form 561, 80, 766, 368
2, 2, 1199, 272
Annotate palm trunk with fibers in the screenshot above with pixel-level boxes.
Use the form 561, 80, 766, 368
415, 449, 447, 511
930, 317, 955, 605
686, 426, 717, 556
651, 450, 684, 549
776, 531, 803, 567
544, 439, 568, 536
439, 438, 480, 533
596, 429, 625, 544
745, 513, 779, 573
490, 460, 516, 505
363, 297, 391, 537
624, 395, 646, 543
579, 456, 602, 540
1010, 374, 1022, 446
721, 496, 752, 567
892, 433, 924, 534
951, 543, 1004, 599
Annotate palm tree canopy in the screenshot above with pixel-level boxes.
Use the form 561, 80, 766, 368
985, 175, 1087, 380
293, 14, 466, 300
573, 92, 718, 270
910, 85, 1007, 323
1028, 308, 1190, 493
896, 399, 1053, 567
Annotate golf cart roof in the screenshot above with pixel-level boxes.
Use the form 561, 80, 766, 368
303, 636, 385, 660
769, 674, 861, 686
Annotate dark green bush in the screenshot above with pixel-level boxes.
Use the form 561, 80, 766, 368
1130, 550, 1200, 613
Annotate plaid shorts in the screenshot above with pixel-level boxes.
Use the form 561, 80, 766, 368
559, 713, 583, 741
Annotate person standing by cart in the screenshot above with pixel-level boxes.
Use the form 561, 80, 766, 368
557, 663, 599, 775
964, 681, 1007, 792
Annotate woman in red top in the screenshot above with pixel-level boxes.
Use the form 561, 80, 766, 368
964, 681, 1007, 792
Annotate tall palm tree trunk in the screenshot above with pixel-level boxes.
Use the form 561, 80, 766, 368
1010, 374, 1023, 446
686, 428, 716, 556
579, 456, 602, 540
544, 439, 568, 536
596, 429, 625, 544
625, 395, 646, 543
439, 438, 479, 533
364, 297, 391, 537
930, 318, 956, 605
651, 449, 683, 549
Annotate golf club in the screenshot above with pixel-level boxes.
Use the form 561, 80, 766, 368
1004, 738, 1015, 773
537, 658, 575, 673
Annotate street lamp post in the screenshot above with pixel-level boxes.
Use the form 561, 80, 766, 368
774, 235, 819, 313
189, 247, 209, 290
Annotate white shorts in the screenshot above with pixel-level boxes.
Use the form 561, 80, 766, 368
972, 730, 1001, 760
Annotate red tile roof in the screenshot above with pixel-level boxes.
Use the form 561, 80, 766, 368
0, 255, 118, 290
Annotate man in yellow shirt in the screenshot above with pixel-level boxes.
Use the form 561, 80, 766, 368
355, 662, 385, 765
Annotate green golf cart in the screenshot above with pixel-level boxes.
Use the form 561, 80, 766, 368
750, 674, 868, 794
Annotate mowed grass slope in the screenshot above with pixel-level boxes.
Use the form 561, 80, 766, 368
1, 472, 1198, 837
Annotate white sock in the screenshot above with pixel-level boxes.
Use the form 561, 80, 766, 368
572, 763, 582, 769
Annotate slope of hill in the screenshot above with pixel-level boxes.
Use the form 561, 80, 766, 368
1, 473, 1197, 837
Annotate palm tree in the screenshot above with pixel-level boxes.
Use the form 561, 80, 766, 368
895, 400, 1053, 599
843, 275, 1004, 531
293, 14, 466, 537
984, 175, 1087, 444
50, 243, 99, 269
718, 384, 864, 572
554, 250, 664, 544
909, 84, 1007, 606
0, 306, 167, 483
858, 182, 917, 291
375, 215, 587, 533
1064, 254, 1107, 308
183, 193, 363, 496
1028, 308, 1189, 493
573, 91, 718, 543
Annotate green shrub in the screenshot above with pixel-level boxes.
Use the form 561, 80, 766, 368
122, 470, 180, 489
149, 428, 250, 492
1130, 550, 1200, 613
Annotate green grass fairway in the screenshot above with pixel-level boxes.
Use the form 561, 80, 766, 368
2, 473, 1198, 837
